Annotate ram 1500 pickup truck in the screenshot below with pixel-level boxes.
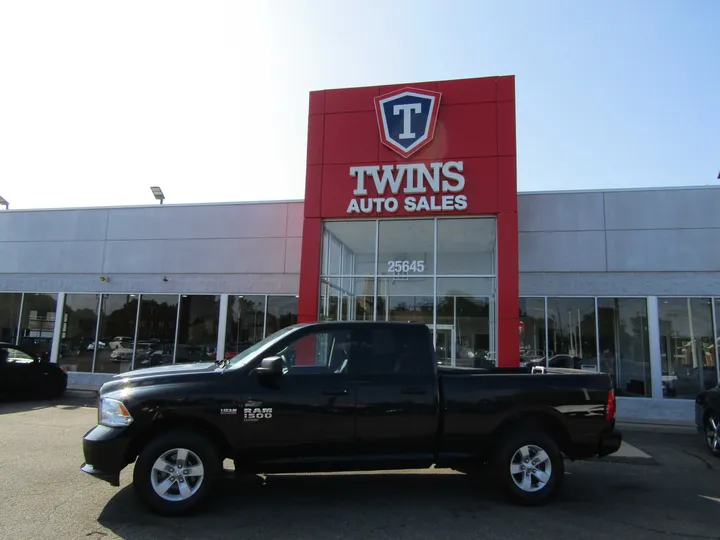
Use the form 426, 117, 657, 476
81, 321, 622, 516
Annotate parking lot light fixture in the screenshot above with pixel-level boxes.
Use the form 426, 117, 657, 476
150, 186, 165, 204
0, 196, 8, 209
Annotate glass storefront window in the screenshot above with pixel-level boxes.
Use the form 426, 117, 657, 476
266, 295, 298, 335
597, 298, 651, 397
322, 221, 376, 275
94, 294, 140, 374
176, 295, 220, 364
437, 278, 495, 368
659, 298, 717, 398
59, 294, 100, 373
319, 278, 341, 322
377, 277, 434, 323
226, 295, 265, 358
377, 220, 434, 277
519, 297, 547, 367
437, 218, 496, 275
319, 218, 499, 368
546, 297, 597, 370
321, 277, 376, 322
0, 293, 22, 344
18, 293, 58, 361
342, 277, 375, 321
135, 295, 179, 368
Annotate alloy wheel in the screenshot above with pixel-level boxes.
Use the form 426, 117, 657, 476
510, 444, 553, 493
150, 447, 205, 502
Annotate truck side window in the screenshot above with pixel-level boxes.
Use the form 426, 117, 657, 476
277, 329, 353, 375
349, 327, 431, 376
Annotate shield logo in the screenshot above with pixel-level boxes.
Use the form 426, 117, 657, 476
374, 87, 442, 159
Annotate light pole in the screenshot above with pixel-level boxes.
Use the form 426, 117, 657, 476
0, 196, 8, 210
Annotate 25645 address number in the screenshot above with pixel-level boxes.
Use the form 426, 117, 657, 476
387, 260, 425, 273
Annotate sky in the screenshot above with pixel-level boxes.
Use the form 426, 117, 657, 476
0, 0, 718, 210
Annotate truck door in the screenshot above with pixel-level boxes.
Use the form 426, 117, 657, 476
349, 324, 438, 467
235, 325, 357, 470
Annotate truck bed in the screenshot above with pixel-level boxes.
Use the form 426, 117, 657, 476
436, 364, 614, 462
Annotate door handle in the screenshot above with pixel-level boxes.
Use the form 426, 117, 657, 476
322, 388, 348, 396
401, 386, 428, 395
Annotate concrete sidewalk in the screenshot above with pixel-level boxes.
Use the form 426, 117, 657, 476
601, 440, 656, 464
616, 420, 698, 435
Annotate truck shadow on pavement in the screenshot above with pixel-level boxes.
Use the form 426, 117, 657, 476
0, 390, 96, 415
94, 464, 694, 540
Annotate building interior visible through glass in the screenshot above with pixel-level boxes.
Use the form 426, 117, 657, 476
1, 267, 719, 401
0, 293, 298, 374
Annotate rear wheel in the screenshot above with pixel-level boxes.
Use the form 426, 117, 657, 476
133, 429, 221, 516
704, 413, 720, 457
493, 428, 564, 506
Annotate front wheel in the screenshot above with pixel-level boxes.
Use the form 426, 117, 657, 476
493, 429, 564, 506
704, 414, 720, 457
133, 429, 221, 516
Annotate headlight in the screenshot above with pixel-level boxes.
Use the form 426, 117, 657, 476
98, 398, 134, 427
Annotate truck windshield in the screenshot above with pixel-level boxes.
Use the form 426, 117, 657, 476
224, 325, 298, 369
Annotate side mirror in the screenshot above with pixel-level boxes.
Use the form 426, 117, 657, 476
256, 356, 284, 376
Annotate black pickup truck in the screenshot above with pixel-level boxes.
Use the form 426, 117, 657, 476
80, 321, 621, 515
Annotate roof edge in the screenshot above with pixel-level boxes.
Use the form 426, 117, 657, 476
0, 198, 305, 214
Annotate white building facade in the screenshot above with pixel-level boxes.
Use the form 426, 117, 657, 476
1, 185, 719, 425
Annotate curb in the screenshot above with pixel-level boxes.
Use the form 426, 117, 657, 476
593, 454, 658, 466
617, 421, 698, 435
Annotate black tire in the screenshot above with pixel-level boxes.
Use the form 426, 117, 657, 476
704, 413, 720, 457
492, 428, 564, 506
133, 429, 221, 516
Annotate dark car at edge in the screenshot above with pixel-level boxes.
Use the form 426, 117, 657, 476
80, 321, 622, 516
0, 341, 68, 400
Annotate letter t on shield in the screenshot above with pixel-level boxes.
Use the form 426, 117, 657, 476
393, 103, 421, 140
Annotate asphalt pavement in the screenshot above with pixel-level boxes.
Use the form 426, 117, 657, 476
1, 391, 719, 540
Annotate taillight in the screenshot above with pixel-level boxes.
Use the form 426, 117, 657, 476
605, 388, 616, 421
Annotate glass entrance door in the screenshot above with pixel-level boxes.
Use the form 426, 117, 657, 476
428, 324, 456, 366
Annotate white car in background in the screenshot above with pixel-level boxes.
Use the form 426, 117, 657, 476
110, 346, 133, 363
109, 337, 132, 350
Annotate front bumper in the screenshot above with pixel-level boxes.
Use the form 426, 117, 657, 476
80, 424, 133, 487
80, 463, 121, 487
597, 427, 623, 457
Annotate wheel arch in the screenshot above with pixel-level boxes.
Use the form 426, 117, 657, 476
484, 409, 574, 461
126, 416, 232, 464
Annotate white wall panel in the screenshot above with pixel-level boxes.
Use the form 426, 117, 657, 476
518, 192, 605, 232
519, 231, 607, 272
604, 188, 720, 230
0, 241, 105, 273
102, 238, 288, 274
286, 202, 304, 237
0, 273, 300, 294
607, 229, 720, 272
105, 203, 291, 240
0, 209, 108, 241
284, 237, 302, 273
520, 271, 720, 297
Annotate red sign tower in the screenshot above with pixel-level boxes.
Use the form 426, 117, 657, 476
298, 76, 519, 367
